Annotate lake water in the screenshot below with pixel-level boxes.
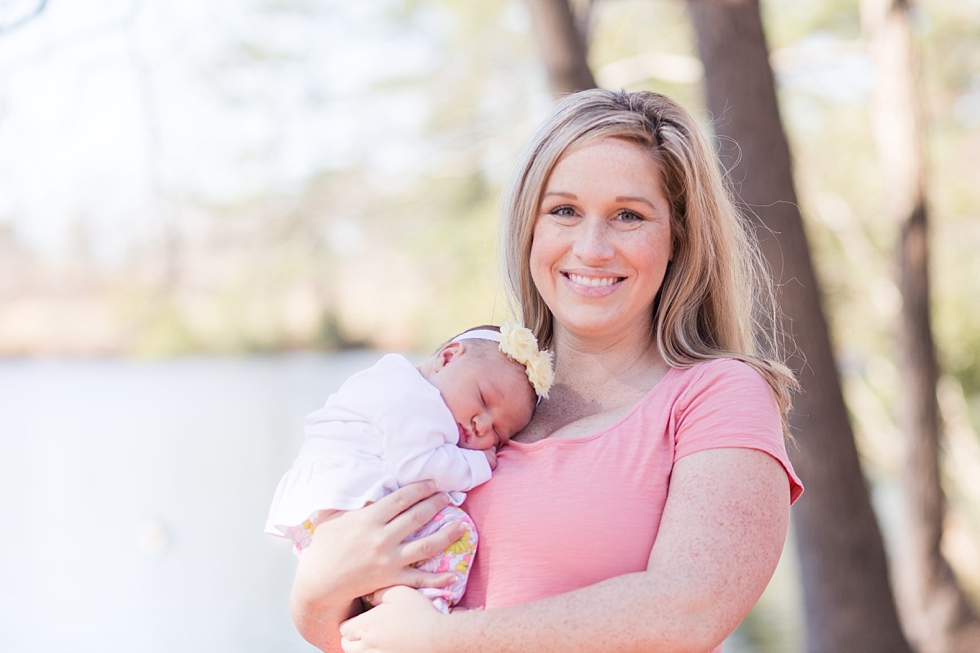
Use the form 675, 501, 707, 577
0, 353, 802, 652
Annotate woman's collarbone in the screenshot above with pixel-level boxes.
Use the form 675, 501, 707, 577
515, 390, 641, 443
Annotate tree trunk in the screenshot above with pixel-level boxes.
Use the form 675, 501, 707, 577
523, 0, 597, 96
686, 2, 914, 652
863, 1, 980, 650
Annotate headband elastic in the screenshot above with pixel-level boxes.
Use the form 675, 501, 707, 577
450, 330, 502, 344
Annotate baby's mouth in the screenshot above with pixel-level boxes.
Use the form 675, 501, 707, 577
457, 422, 470, 444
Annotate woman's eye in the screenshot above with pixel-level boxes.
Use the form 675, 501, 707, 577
551, 205, 576, 217
617, 210, 643, 222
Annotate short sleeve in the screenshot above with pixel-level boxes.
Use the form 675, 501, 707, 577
673, 359, 803, 504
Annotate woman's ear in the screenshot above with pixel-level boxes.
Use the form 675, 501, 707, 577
433, 341, 465, 370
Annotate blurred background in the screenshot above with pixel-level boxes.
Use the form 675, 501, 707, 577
0, 0, 977, 651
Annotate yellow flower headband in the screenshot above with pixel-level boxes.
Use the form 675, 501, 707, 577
451, 322, 555, 399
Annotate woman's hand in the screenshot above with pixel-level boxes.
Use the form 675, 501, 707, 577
340, 586, 448, 653
290, 481, 467, 652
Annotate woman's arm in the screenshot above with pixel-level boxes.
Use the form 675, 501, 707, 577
290, 481, 469, 652
339, 447, 791, 653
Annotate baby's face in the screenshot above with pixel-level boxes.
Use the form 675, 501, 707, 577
426, 344, 536, 451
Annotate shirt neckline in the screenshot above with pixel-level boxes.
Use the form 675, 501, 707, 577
506, 364, 683, 450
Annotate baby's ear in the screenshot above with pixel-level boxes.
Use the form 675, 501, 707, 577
434, 341, 464, 369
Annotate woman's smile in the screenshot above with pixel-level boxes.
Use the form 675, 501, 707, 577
564, 273, 624, 288
562, 271, 626, 297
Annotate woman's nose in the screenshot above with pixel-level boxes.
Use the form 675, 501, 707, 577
571, 217, 614, 263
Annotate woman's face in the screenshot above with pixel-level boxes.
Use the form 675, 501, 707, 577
530, 137, 672, 344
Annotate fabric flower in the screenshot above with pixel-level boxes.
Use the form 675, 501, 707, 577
500, 323, 538, 363
525, 351, 555, 398
499, 322, 555, 399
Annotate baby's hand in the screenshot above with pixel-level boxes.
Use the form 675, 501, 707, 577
483, 447, 497, 470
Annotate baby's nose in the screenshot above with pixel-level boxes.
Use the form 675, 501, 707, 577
474, 413, 491, 435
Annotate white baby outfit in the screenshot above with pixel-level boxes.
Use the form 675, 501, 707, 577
264, 353, 492, 551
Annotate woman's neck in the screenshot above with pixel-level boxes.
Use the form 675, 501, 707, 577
550, 324, 665, 395
512, 323, 670, 444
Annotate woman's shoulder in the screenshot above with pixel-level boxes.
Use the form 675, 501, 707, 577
672, 356, 765, 379
662, 357, 783, 444
607, 358, 777, 440
661, 357, 803, 503
629, 357, 782, 442
657, 357, 773, 405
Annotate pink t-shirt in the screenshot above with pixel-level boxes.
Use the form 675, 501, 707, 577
459, 358, 803, 648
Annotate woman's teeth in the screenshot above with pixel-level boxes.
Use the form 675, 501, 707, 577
568, 274, 619, 287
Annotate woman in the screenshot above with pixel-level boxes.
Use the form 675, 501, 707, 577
290, 89, 803, 653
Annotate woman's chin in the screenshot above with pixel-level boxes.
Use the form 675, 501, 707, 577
555, 313, 650, 342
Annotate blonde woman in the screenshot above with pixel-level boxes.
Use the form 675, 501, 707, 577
290, 89, 803, 653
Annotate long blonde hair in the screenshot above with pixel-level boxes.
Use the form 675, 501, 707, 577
499, 89, 797, 424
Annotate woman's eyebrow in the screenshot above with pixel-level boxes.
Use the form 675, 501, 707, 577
542, 191, 577, 199
615, 195, 658, 211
